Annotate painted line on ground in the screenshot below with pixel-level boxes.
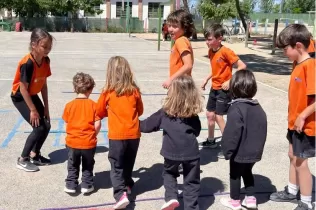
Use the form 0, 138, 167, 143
101, 119, 109, 146
135, 36, 288, 95
0, 116, 24, 148
53, 119, 65, 147
0, 109, 15, 113
41, 189, 315, 210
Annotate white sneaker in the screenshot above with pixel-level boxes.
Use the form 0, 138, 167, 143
64, 186, 76, 194
81, 186, 94, 194
161, 199, 180, 210
242, 196, 257, 209
220, 197, 242, 210
113, 192, 130, 209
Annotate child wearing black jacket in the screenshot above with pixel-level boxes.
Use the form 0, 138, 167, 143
140, 75, 203, 210
220, 70, 267, 210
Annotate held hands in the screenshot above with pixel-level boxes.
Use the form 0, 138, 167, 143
30, 109, 40, 127
222, 80, 230, 91
294, 115, 305, 133
162, 79, 172, 89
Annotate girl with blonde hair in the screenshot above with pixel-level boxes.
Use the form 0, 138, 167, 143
96, 56, 143, 209
140, 75, 203, 210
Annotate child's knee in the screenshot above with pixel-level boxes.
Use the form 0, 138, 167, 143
206, 111, 215, 122
295, 158, 309, 170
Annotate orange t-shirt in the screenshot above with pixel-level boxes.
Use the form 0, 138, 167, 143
62, 98, 101, 149
12, 53, 51, 96
288, 58, 315, 136
96, 89, 143, 140
169, 36, 194, 77
209, 46, 239, 90
307, 39, 315, 53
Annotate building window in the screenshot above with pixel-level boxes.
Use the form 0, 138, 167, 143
116, 2, 132, 18
148, 3, 164, 18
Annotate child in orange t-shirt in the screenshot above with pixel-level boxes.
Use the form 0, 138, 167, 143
96, 56, 143, 209
162, 9, 195, 89
62, 72, 101, 195
270, 24, 315, 210
199, 24, 246, 159
11, 28, 53, 172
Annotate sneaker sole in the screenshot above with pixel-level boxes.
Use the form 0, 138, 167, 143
269, 197, 298, 203
113, 199, 130, 209
30, 161, 51, 166
81, 187, 94, 194
16, 164, 39, 172
161, 202, 180, 210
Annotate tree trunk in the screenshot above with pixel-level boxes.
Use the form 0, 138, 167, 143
234, 0, 249, 37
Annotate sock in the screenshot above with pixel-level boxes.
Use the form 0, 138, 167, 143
288, 182, 299, 195
207, 137, 214, 142
301, 195, 312, 209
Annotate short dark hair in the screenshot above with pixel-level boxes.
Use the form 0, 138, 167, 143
230, 70, 257, 99
73, 72, 95, 94
204, 23, 226, 39
277, 24, 310, 49
167, 9, 195, 38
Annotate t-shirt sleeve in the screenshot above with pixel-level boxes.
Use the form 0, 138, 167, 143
20, 59, 34, 84
135, 90, 144, 117
93, 102, 101, 121
96, 92, 109, 119
45, 57, 52, 77
223, 48, 240, 65
175, 37, 192, 56
62, 104, 69, 123
306, 60, 315, 96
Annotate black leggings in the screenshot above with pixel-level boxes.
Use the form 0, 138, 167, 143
12, 94, 51, 158
230, 160, 255, 200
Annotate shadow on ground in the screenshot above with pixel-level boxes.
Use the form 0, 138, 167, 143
48, 146, 109, 165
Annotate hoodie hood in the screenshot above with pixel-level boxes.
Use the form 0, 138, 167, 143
229, 98, 259, 105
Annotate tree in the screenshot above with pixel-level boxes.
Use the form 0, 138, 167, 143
260, 0, 274, 13
272, 3, 280, 13
283, 0, 315, 13
198, 0, 237, 22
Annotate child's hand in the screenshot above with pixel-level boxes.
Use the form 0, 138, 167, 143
222, 80, 230, 91
162, 79, 172, 89
294, 115, 305, 133
30, 110, 40, 127
201, 80, 208, 90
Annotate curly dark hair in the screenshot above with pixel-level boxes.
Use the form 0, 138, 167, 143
167, 9, 195, 38
73, 72, 95, 94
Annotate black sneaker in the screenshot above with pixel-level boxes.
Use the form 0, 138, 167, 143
294, 201, 313, 210
16, 158, 39, 172
270, 186, 298, 202
178, 164, 183, 174
199, 139, 218, 149
30, 154, 51, 166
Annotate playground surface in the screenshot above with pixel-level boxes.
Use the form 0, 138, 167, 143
0, 32, 314, 210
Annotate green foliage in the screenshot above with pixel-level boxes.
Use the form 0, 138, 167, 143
198, 0, 237, 21
260, 0, 274, 13
283, 0, 315, 13
272, 3, 280, 13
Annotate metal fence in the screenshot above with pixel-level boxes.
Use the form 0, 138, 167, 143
249, 13, 315, 26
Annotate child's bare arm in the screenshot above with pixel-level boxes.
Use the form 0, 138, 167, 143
201, 72, 212, 90
234, 60, 247, 70
294, 96, 315, 133
163, 51, 193, 88
94, 120, 101, 135
170, 51, 193, 80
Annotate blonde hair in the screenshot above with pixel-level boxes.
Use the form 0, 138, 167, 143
163, 75, 203, 118
103, 56, 139, 96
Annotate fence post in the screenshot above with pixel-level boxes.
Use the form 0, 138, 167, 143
158, 4, 162, 51
255, 19, 258, 33
245, 21, 250, 48
272, 19, 279, 55
264, 19, 268, 35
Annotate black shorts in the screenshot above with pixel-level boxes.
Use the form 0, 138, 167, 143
206, 88, 232, 115
287, 129, 315, 159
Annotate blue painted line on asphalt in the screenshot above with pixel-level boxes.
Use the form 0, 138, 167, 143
1, 117, 24, 148
53, 119, 64, 146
